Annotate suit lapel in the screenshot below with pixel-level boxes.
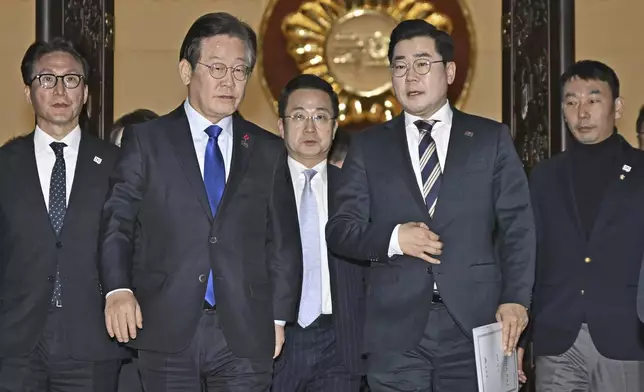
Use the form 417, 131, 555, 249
431, 109, 474, 231
215, 114, 254, 220
9, 134, 57, 239
61, 133, 99, 236
165, 107, 214, 221
589, 138, 640, 241
391, 115, 429, 217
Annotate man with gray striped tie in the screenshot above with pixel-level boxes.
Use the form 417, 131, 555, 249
272, 74, 366, 391
326, 19, 536, 391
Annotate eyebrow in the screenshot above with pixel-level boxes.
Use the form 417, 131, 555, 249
206, 55, 247, 63
589, 89, 602, 95
290, 107, 332, 113
392, 52, 433, 62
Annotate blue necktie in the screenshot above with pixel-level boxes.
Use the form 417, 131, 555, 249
415, 120, 441, 217
298, 169, 322, 327
203, 125, 225, 306
49, 142, 67, 307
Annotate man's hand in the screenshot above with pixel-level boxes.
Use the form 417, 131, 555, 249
274, 324, 285, 359
495, 303, 528, 356
398, 222, 443, 264
517, 347, 527, 384
104, 291, 142, 343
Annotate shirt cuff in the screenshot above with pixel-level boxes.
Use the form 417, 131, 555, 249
106, 288, 133, 298
387, 224, 403, 258
274, 320, 286, 326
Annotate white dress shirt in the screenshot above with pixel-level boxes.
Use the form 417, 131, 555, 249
287, 157, 332, 315
34, 125, 82, 210
184, 99, 233, 180
388, 101, 453, 258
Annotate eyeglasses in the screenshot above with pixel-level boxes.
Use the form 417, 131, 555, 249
197, 62, 250, 81
30, 73, 84, 89
282, 113, 335, 127
390, 59, 444, 78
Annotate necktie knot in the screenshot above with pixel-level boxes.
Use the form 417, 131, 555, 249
303, 168, 317, 183
414, 119, 439, 135
50, 142, 67, 158
204, 125, 223, 140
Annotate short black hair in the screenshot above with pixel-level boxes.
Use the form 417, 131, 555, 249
560, 60, 620, 100
329, 128, 351, 164
110, 109, 159, 145
179, 12, 257, 71
21, 37, 90, 85
637, 106, 644, 135
388, 19, 454, 63
277, 74, 339, 119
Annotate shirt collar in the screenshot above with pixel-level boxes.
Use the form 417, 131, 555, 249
183, 98, 233, 139
34, 125, 81, 154
404, 100, 453, 130
287, 156, 328, 184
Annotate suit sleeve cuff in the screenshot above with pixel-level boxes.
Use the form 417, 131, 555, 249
387, 224, 403, 258
106, 288, 133, 298
274, 320, 286, 326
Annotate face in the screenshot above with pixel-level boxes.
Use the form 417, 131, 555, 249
562, 77, 622, 145
391, 36, 456, 118
278, 88, 338, 168
24, 51, 88, 137
180, 35, 250, 123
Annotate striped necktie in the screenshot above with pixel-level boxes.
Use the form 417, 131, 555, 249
415, 119, 442, 217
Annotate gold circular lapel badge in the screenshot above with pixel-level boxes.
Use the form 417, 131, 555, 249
259, 0, 476, 129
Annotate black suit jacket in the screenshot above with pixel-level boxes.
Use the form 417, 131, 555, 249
99, 107, 302, 358
327, 164, 366, 375
0, 132, 124, 360
530, 136, 644, 360
326, 110, 536, 353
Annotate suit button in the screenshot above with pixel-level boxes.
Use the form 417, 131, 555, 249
580, 289, 585, 295
56, 241, 63, 249
198, 274, 207, 283
584, 257, 591, 263
427, 268, 433, 274
209, 236, 217, 244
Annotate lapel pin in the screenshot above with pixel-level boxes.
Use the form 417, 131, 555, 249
464, 131, 474, 137
622, 164, 631, 172
93, 156, 102, 164
620, 174, 626, 180
241, 133, 250, 148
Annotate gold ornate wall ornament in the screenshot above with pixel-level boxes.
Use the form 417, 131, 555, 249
259, 0, 476, 128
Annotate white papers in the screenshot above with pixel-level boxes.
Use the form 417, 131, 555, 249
473, 322, 519, 392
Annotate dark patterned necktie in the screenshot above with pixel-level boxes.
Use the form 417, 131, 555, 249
49, 142, 67, 307
415, 120, 442, 217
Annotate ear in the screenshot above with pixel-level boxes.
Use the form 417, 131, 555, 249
23, 85, 32, 105
278, 117, 285, 139
446, 61, 457, 85
332, 121, 338, 140
179, 59, 193, 86
614, 96, 624, 120
83, 84, 89, 105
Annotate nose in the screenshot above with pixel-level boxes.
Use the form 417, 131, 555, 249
52, 79, 66, 96
578, 104, 590, 119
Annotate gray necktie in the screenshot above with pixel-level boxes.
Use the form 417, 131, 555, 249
298, 169, 322, 328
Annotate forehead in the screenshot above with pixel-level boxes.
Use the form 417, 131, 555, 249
34, 51, 83, 73
286, 88, 333, 111
393, 36, 438, 59
199, 34, 247, 62
563, 77, 611, 96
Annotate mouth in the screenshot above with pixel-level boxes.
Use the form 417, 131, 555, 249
576, 125, 596, 131
407, 91, 424, 97
302, 140, 318, 146
217, 95, 236, 101
51, 102, 70, 109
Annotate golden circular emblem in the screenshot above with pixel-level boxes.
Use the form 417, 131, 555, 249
258, 0, 476, 128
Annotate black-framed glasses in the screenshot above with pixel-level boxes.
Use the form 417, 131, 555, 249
390, 59, 444, 78
197, 62, 250, 81
30, 73, 84, 89
282, 113, 336, 127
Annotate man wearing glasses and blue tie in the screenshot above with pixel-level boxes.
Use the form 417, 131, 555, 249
99, 12, 302, 392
